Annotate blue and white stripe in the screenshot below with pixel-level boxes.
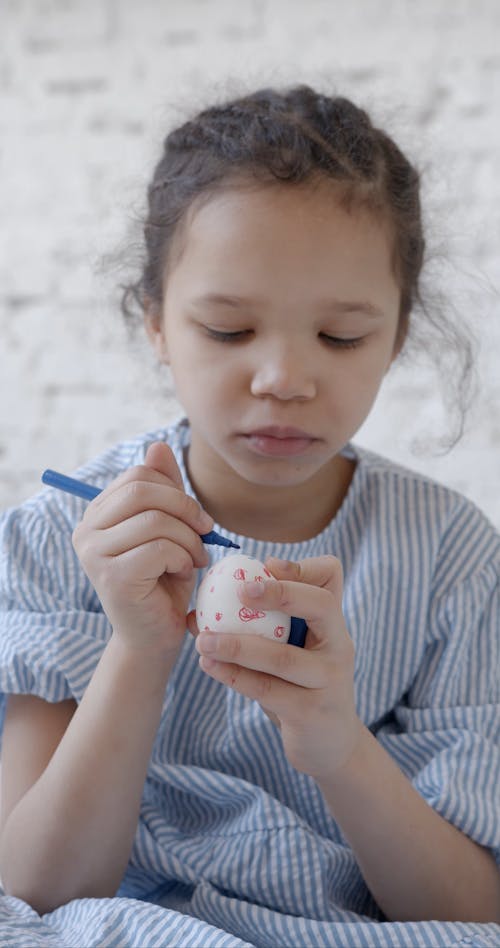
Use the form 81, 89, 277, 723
0, 416, 499, 947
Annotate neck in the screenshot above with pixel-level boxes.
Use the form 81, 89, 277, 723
185, 448, 355, 543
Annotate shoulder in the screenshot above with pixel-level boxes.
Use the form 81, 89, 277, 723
348, 442, 499, 590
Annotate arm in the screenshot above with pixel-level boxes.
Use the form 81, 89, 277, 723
0, 637, 176, 913
193, 555, 500, 923
316, 722, 500, 923
0, 442, 214, 913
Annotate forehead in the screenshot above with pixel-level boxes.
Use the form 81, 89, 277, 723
166, 180, 398, 303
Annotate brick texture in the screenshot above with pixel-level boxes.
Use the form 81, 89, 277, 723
1, 0, 499, 526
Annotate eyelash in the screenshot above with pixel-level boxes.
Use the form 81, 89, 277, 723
205, 329, 249, 343
320, 334, 364, 350
205, 329, 364, 349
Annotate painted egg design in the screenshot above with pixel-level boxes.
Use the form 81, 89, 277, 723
195, 553, 291, 643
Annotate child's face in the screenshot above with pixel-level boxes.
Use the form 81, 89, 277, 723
148, 181, 402, 493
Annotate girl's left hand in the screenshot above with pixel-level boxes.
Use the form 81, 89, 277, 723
188, 555, 363, 782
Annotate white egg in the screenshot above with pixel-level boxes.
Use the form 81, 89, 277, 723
196, 553, 290, 643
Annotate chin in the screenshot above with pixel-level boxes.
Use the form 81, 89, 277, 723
232, 455, 326, 488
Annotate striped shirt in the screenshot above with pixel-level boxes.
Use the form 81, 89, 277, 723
0, 416, 499, 948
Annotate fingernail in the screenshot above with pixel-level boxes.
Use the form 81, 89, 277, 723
244, 580, 265, 598
198, 508, 213, 529
199, 656, 217, 671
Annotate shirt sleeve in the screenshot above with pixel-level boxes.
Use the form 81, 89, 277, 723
0, 492, 111, 738
376, 528, 500, 865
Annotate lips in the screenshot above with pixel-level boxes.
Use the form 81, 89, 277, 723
242, 425, 317, 457
246, 425, 315, 440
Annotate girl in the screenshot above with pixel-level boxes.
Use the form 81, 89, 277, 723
0, 85, 499, 948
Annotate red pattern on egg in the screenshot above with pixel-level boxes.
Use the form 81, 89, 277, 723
263, 568, 272, 577
233, 567, 247, 580
273, 625, 286, 638
238, 606, 266, 622
215, 612, 222, 621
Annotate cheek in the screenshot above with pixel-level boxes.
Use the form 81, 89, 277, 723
170, 358, 234, 420
168, 339, 212, 385
355, 332, 396, 376
329, 348, 391, 413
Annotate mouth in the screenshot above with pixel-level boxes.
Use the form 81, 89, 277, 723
242, 426, 318, 457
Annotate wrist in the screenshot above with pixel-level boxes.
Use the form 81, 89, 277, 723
314, 718, 371, 789
107, 629, 182, 682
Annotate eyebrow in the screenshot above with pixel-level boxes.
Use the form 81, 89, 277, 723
191, 293, 385, 318
319, 300, 385, 319
191, 293, 264, 309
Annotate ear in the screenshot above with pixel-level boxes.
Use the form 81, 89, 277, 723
144, 299, 169, 364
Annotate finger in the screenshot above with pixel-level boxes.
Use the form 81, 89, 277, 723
195, 628, 331, 689
198, 655, 302, 716
265, 555, 343, 606
89, 442, 212, 527
105, 536, 197, 584
90, 469, 168, 515
92, 443, 183, 504
89, 509, 209, 567
85, 481, 213, 535
143, 441, 185, 491
238, 578, 338, 643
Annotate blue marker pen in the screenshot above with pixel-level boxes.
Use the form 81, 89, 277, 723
41, 469, 240, 550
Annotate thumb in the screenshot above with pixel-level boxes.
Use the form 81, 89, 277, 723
144, 441, 185, 491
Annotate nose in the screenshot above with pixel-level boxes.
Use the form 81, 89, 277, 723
250, 339, 317, 401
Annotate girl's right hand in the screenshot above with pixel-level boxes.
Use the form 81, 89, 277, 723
72, 441, 214, 654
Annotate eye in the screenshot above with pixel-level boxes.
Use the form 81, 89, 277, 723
320, 333, 365, 350
205, 328, 251, 342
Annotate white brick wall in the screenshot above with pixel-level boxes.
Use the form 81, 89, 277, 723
1, 0, 499, 526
